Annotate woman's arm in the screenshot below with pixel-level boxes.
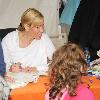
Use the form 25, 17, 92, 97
44, 34, 55, 60
1, 39, 12, 71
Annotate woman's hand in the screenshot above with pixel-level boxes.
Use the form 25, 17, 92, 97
4, 73, 15, 83
22, 66, 37, 73
9, 62, 22, 73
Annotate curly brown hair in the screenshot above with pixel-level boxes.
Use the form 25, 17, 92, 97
49, 42, 87, 99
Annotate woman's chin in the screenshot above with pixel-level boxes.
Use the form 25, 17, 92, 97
36, 37, 41, 40
36, 35, 42, 40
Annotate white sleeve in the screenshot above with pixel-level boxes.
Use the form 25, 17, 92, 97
37, 64, 49, 72
1, 39, 12, 71
44, 34, 55, 60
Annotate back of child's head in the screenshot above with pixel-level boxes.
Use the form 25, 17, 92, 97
49, 42, 87, 99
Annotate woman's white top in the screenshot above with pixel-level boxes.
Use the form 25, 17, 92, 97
1, 30, 55, 72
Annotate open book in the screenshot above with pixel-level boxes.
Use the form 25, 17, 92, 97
7, 72, 39, 89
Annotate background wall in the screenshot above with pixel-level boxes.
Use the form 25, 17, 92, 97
0, 0, 59, 36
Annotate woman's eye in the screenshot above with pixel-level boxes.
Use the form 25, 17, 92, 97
36, 26, 39, 29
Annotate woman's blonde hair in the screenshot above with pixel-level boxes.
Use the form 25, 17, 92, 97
17, 8, 44, 31
49, 42, 87, 99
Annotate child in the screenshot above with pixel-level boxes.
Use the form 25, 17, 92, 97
45, 42, 94, 100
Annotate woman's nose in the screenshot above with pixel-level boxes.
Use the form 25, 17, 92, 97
40, 27, 44, 33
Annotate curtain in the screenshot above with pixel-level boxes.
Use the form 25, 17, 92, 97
0, 0, 59, 36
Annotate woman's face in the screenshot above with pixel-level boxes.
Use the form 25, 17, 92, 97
29, 20, 44, 40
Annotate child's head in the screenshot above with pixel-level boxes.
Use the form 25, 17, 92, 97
49, 42, 87, 99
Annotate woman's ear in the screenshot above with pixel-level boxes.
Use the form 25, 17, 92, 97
24, 24, 30, 31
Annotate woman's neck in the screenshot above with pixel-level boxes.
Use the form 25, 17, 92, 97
18, 31, 34, 48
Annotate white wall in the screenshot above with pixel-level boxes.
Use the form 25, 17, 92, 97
0, 0, 59, 36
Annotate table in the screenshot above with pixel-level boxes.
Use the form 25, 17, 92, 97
9, 76, 100, 100
82, 76, 100, 100
9, 76, 50, 100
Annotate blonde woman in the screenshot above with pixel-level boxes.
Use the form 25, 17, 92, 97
2, 8, 55, 81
